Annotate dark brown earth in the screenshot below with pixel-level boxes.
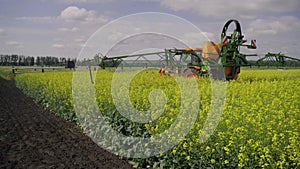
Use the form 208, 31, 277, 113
0, 78, 133, 169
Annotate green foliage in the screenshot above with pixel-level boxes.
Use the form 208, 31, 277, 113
0, 66, 14, 79
15, 69, 300, 168
15, 72, 75, 121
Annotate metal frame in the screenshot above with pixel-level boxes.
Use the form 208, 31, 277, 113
256, 52, 300, 67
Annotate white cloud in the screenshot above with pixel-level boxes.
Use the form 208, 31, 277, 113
16, 16, 55, 23
52, 43, 65, 48
247, 16, 300, 35
60, 6, 96, 21
0, 29, 6, 36
60, 6, 108, 23
16, 6, 109, 25
58, 27, 80, 32
6, 41, 23, 47
160, 0, 300, 19
75, 38, 86, 43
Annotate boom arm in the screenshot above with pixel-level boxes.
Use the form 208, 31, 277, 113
256, 52, 300, 66
99, 51, 165, 68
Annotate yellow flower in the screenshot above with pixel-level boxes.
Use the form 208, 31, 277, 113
211, 159, 215, 164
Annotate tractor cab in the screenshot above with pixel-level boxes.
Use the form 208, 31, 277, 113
160, 48, 207, 77
180, 48, 202, 66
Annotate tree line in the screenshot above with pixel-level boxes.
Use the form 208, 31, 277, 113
0, 54, 76, 67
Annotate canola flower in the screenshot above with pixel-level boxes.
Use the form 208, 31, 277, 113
15, 69, 300, 168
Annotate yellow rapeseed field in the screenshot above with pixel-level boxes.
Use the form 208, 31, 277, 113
15, 69, 300, 168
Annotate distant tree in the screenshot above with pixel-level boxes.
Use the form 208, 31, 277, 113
0, 55, 4, 65
36, 57, 41, 66
61, 57, 66, 66
4, 55, 9, 66
0, 55, 78, 66
94, 54, 100, 65
53, 57, 59, 66
18, 55, 22, 66
18, 56, 22, 66
40, 57, 45, 66
24, 56, 28, 66
30, 57, 34, 66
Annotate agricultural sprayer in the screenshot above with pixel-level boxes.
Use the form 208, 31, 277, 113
100, 19, 257, 80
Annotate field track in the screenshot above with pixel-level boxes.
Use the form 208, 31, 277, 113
0, 78, 133, 169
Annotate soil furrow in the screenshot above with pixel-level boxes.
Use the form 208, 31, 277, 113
0, 78, 133, 169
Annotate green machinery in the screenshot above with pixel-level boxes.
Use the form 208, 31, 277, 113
100, 48, 208, 77
256, 52, 300, 67
100, 19, 258, 80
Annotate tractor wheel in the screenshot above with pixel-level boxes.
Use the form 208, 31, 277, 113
183, 68, 199, 78
225, 66, 240, 80
233, 67, 240, 80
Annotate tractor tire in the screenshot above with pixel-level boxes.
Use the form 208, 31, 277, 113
183, 68, 199, 78
225, 66, 240, 80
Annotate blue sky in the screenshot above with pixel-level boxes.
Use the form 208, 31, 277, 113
0, 0, 300, 59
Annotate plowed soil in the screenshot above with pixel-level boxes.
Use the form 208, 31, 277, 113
0, 78, 133, 169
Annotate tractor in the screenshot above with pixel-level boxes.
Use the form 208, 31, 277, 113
100, 19, 257, 80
